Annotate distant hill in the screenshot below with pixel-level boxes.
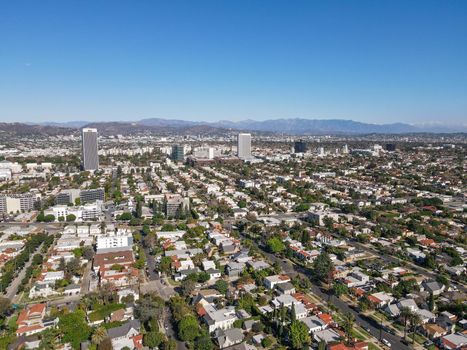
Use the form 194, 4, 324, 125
208, 118, 419, 134
138, 117, 465, 134
0, 122, 75, 137
83, 121, 228, 136
18, 117, 467, 135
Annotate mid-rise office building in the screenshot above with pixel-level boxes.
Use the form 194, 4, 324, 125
55, 189, 81, 205
0, 193, 36, 214
80, 188, 105, 204
82, 128, 99, 171
171, 144, 184, 162
294, 139, 307, 153
165, 194, 190, 218
237, 133, 252, 159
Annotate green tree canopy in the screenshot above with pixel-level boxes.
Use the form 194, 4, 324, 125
266, 236, 285, 253
58, 310, 92, 349
178, 315, 199, 342
289, 320, 310, 349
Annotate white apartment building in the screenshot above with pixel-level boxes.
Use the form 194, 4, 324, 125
45, 201, 103, 222
96, 230, 133, 251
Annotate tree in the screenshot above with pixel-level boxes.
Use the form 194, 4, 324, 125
117, 212, 133, 221
294, 203, 310, 212
159, 256, 172, 274
428, 292, 435, 312
399, 306, 412, 340
144, 331, 164, 348
318, 340, 326, 350
82, 245, 95, 260
262, 336, 274, 348
266, 236, 285, 254
215, 280, 228, 295
289, 320, 310, 349
38, 327, 60, 349
0, 296, 11, 317
342, 312, 355, 345
162, 339, 177, 350
58, 310, 92, 349
181, 278, 196, 297
44, 214, 55, 222
291, 303, 297, 321
65, 258, 81, 277
332, 282, 349, 297
97, 338, 113, 350
36, 211, 45, 222
91, 327, 107, 345
312, 251, 333, 283
135, 293, 165, 326
195, 334, 214, 350
66, 214, 76, 222
178, 315, 199, 342
197, 272, 210, 283
135, 200, 143, 219
410, 313, 422, 344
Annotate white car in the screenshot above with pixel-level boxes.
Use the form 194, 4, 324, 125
382, 339, 391, 348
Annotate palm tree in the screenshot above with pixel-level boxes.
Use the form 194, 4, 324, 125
342, 312, 355, 345
399, 306, 412, 341
409, 313, 422, 344
92, 326, 108, 345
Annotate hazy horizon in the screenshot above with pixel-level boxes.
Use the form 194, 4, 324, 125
1, 1, 466, 124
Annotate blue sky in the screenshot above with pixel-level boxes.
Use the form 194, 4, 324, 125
0, 0, 466, 124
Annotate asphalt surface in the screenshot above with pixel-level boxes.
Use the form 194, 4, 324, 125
5, 243, 44, 301
139, 240, 185, 350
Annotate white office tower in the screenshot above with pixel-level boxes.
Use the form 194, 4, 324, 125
237, 133, 252, 159
342, 144, 349, 154
82, 128, 99, 170
318, 147, 325, 157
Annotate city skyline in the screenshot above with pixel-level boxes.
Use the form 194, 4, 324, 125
1, 0, 466, 125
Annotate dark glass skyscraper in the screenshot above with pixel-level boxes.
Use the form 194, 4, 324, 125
294, 139, 307, 153
171, 144, 184, 162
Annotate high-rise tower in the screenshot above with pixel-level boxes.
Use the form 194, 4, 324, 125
237, 133, 251, 159
82, 128, 99, 171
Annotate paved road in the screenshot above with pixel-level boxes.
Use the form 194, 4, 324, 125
5, 243, 44, 301
243, 233, 411, 350
80, 261, 93, 295
138, 240, 186, 350
163, 307, 188, 350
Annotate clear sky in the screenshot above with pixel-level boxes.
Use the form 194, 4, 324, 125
0, 0, 466, 124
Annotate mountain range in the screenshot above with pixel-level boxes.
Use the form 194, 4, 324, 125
7, 117, 466, 135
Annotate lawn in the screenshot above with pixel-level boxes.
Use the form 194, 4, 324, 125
411, 332, 427, 345
351, 328, 367, 341
358, 327, 372, 338
88, 303, 125, 322
368, 343, 381, 350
